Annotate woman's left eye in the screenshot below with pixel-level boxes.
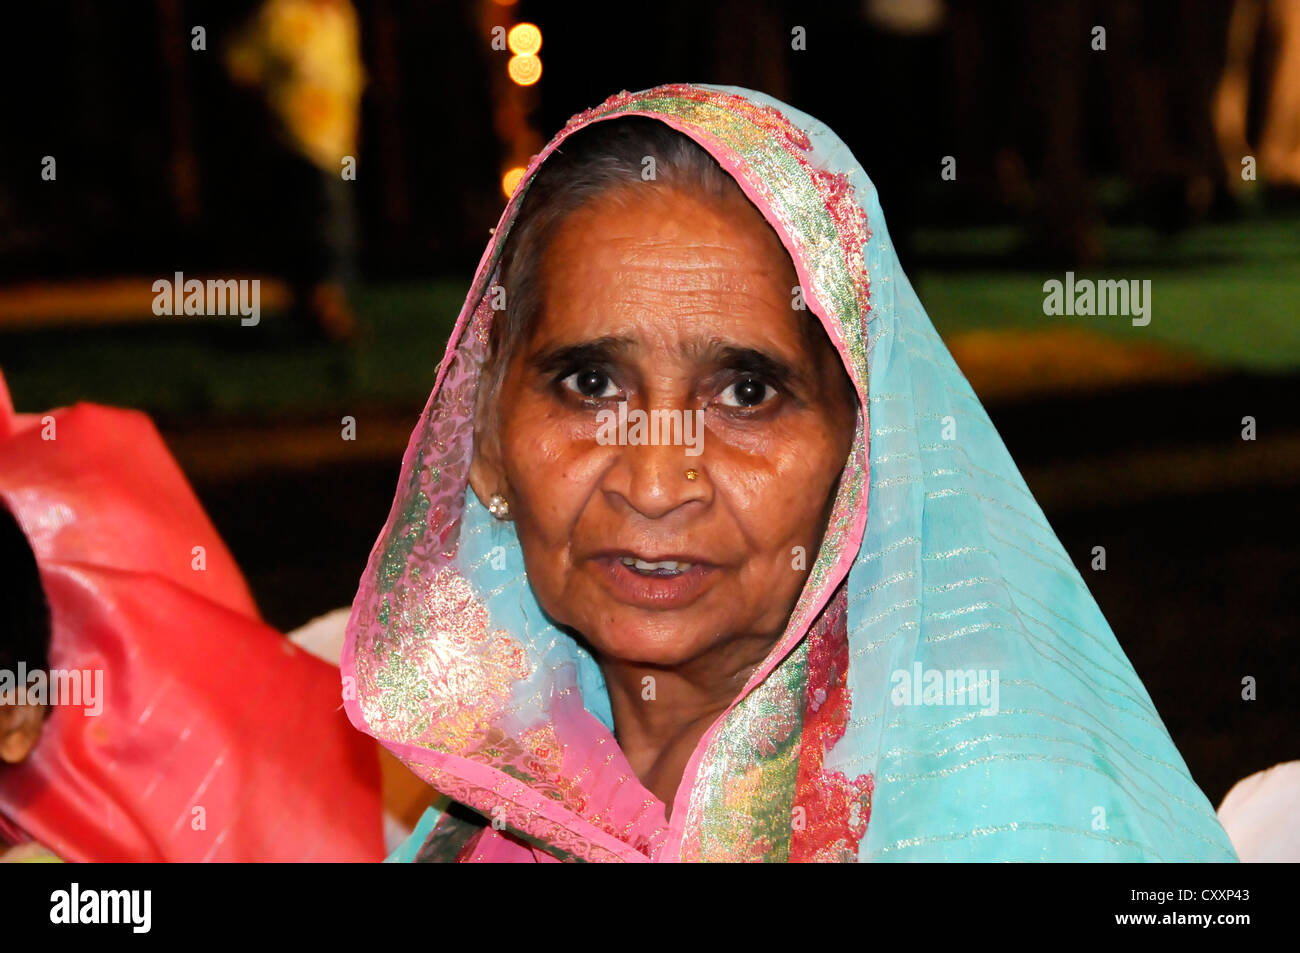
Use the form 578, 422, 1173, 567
560, 369, 620, 399
716, 377, 775, 409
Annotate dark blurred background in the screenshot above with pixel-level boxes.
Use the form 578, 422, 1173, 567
0, 0, 1296, 805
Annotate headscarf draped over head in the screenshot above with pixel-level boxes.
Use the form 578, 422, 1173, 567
343, 84, 1237, 862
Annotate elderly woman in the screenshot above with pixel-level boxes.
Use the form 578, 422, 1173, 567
343, 84, 1236, 862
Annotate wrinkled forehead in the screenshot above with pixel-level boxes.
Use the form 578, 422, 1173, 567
539, 183, 796, 305
532, 191, 843, 386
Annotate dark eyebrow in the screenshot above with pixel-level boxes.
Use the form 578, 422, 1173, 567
696, 343, 803, 391
529, 335, 636, 375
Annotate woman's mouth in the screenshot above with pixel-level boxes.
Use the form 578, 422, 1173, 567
618, 556, 694, 576
593, 552, 717, 609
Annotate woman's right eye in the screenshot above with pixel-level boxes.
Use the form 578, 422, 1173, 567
560, 369, 619, 399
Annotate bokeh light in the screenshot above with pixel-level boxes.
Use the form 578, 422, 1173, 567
507, 53, 541, 86
501, 165, 526, 197
506, 22, 542, 55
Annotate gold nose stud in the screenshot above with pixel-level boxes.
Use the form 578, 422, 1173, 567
685, 469, 699, 481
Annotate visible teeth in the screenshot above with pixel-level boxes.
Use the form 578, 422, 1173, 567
620, 557, 692, 572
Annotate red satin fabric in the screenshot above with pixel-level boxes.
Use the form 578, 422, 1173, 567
0, 374, 384, 861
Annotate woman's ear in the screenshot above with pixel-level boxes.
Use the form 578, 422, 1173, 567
469, 341, 512, 509
468, 427, 505, 510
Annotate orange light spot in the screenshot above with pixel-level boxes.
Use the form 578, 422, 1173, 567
507, 53, 542, 86
507, 22, 542, 55
502, 166, 526, 197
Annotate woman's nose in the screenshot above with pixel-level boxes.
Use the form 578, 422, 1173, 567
602, 435, 710, 520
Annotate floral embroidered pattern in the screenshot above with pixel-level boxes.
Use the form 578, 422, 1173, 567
790, 584, 874, 862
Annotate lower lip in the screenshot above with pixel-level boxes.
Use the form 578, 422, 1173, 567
593, 558, 717, 610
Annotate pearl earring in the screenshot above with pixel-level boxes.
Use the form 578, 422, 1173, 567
487, 494, 511, 520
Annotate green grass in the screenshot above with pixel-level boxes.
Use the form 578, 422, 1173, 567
915, 219, 1300, 369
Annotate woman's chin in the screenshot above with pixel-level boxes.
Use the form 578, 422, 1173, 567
580, 612, 723, 669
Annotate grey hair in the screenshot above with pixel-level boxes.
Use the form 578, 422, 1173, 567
474, 117, 747, 445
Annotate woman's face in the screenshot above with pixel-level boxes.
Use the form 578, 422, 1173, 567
471, 184, 857, 668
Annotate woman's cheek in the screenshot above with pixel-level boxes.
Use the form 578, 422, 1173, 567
710, 413, 824, 479
506, 417, 611, 515
739, 421, 844, 547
